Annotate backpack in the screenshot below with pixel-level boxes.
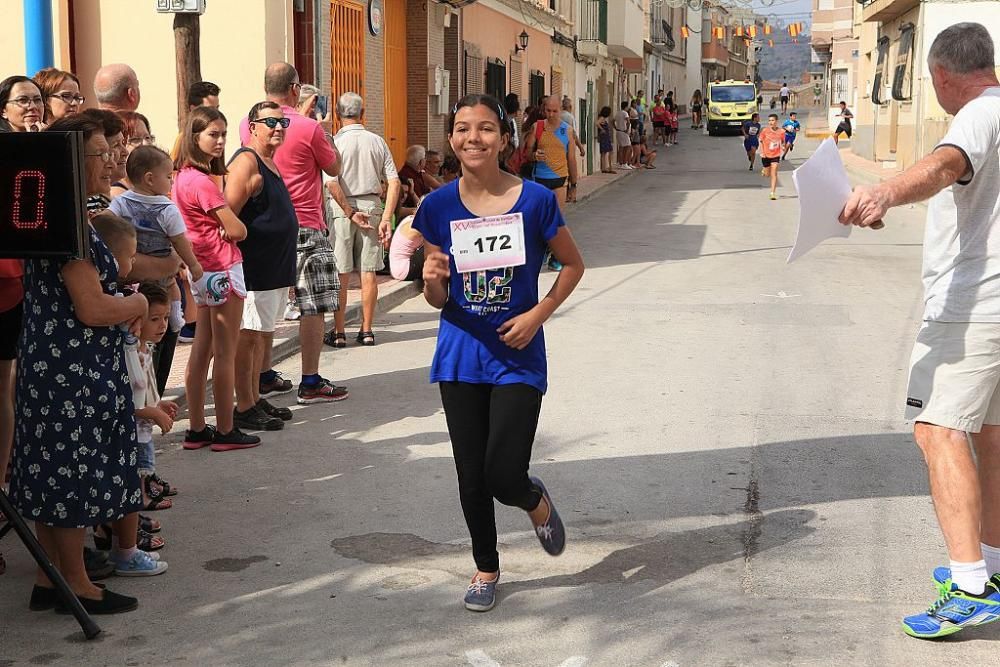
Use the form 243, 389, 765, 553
506, 120, 546, 177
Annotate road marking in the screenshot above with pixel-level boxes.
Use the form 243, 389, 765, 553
761, 290, 801, 299
304, 473, 342, 482
465, 651, 588, 667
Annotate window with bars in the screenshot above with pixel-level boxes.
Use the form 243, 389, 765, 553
464, 49, 483, 95
892, 24, 915, 101
510, 56, 524, 102
330, 0, 365, 111
871, 36, 890, 105
486, 58, 507, 101
529, 70, 545, 107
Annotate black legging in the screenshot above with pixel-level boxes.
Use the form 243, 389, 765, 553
439, 381, 544, 573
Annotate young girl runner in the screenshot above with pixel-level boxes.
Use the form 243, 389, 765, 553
742, 112, 761, 170
173, 107, 260, 451
414, 94, 585, 612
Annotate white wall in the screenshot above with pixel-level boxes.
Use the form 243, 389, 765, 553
685, 8, 703, 98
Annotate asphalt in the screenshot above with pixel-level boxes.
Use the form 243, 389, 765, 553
2, 125, 994, 666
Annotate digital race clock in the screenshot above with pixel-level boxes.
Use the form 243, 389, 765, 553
0, 131, 89, 259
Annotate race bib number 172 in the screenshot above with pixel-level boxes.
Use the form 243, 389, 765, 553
450, 212, 526, 274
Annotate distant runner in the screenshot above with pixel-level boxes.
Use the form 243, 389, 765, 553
782, 112, 800, 161
833, 101, 853, 144
742, 112, 761, 171
779, 82, 791, 113
759, 113, 785, 201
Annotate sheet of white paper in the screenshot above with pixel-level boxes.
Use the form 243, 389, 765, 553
787, 138, 853, 263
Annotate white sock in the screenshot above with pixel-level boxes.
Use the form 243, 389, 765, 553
169, 300, 184, 333
950, 559, 989, 595
114, 546, 138, 561
982, 543, 1000, 577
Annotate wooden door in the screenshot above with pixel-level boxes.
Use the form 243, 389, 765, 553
383, 0, 407, 167
330, 0, 365, 133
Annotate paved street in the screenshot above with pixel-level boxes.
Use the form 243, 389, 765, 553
1, 126, 991, 666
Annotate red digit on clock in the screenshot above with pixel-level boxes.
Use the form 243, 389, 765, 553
11, 169, 46, 231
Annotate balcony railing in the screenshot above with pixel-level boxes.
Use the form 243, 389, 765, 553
579, 0, 608, 44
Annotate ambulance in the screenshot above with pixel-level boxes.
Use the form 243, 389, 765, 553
706, 80, 758, 135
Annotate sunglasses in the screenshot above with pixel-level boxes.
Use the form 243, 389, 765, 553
251, 117, 290, 129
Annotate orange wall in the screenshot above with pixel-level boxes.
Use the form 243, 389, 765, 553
462, 4, 552, 97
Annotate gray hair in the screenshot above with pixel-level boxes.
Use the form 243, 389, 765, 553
562, 96, 572, 111
336, 92, 364, 119
93, 63, 137, 106
928, 22, 995, 74
405, 145, 426, 167
298, 83, 320, 106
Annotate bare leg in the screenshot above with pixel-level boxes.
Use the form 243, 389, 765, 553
35, 525, 102, 599
360, 271, 378, 332
769, 163, 779, 194
184, 306, 215, 431
260, 331, 274, 375
234, 330, 259, 412
915, 422, 984, 562
252, 333, 268, 403
973, 425, 1000, 547
333, 273, 350, 335
209, 297, 245, 434
111, 512, 139, 550
299, 314, 325, 377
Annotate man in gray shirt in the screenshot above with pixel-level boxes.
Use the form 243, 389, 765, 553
840, 22, 1000, 639
325, 92, 401, 348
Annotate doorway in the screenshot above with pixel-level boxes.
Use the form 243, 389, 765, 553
383, 0, 408, 166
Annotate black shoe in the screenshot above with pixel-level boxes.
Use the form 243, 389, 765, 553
259, 371, 294, 397
29, 585, 59, 611
55, 588, 138, 615
84, 546, 114, 581
183, 424, 217, 450
257, 398, 292, 421
233, 405, 283, 432
210, 428, 261, 452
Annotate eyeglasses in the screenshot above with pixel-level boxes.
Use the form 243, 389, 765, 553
51, 92, 86, 105
85, 151, 113, 162
7, 96, 44, 109
251, 117, 291, 129
126, 136, 157, 147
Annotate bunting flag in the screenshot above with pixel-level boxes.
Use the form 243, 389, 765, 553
764, 24, 772, 35
735, 25, 744, 37
681, 25, 690, 39
714, 26, 726, 41
789, 23, 799, 37
748, 25, 757, 38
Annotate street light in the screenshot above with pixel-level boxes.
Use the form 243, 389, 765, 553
515, 30, 529, 54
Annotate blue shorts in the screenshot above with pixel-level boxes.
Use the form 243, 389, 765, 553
744, 138, 759, 151
785, 133, 796, 144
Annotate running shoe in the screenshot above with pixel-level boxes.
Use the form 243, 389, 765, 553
257, 398, 293, 421
112, 549, 168, 577
529, 476, 566, 556
178, 322, 196, 344
210, 428, 261, 452
464, 573, 499, 612
260, 371, 294, 397
297, 378, 349, 404
770, 192, 778, 201
548, 258, 564, 272
902, 578, 1000, 639
234, 405, 283, 432
183, 424, 217, 450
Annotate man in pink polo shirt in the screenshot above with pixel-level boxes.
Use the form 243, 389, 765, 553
239, 63, 351, 404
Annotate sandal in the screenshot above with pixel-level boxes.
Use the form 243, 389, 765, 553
356, 331, 375, 346
142, 476, 173, 511
139, 514, 161, 534
138, 528, 165, 552
323, 330, 347, 349
149, 473, 177, 497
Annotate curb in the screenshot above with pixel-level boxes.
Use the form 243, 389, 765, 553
572, 167, 641, 206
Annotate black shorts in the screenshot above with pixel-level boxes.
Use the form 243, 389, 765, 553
836, 122, 853, 138
653, 121, 665, 129
0, 301, 23, 361
780, 96, 789, 103
761, 157, 780, 168
534, 176, 567, 190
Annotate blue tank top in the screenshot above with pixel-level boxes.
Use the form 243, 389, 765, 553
534, 122, 571, 180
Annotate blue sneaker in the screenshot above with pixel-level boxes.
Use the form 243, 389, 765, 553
902, 578, 1000, 639
178, 322, 196, 343
113, 549, 168, 577
529, 476, 566, 556
464, 574, 499, 612
547, 258, 564, 272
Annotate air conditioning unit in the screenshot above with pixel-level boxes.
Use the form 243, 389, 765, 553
156, 0, 206, 14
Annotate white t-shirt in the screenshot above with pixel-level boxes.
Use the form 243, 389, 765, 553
923, 87, 1000, 322
780, 86, 790, 98
560, 110, 577, 132
613, 109, 630, 133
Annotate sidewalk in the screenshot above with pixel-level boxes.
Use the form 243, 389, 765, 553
839, 146, 904, 186
162, 164, 639, 402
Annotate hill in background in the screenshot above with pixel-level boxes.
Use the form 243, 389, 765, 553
759, 39, 813, 83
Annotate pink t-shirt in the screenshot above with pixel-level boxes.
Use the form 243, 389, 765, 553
239, 106, 337, 232
172, 166, 242, 271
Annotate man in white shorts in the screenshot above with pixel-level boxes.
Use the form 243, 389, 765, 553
839, 22, 1000, 639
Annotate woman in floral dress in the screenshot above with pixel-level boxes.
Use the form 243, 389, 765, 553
7, 115, 149, 614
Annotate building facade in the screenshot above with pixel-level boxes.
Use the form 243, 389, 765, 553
811, 0, 858, 132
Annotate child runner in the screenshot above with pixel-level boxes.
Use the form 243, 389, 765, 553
110, 146, 204, 336
781, 112, 800, 161
742, 113, 761, 171
90, 214, 169, 576
668, 103, 680, 145
650, 99, 668, 146
413, 94, 585, 613
759, 114, 786, 201
173, 107, 260, 452
596, 106, 615, 174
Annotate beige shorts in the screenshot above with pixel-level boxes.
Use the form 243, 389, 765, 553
905, 321, 1000, 432
241, 287, 287, 333
332, 195, 385, 273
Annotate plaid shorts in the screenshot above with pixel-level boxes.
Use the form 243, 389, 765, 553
295, 227, 340, 316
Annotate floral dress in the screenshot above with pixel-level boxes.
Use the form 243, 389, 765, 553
8, 228, 141, 528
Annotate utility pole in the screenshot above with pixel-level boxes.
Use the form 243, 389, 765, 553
173, 13, 201, 132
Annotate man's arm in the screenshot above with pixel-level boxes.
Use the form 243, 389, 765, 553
325, 179, 371, 228
839, 146, 969, 228
223, 151, 258, 216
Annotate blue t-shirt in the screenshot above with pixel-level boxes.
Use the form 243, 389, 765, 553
412, 179, 565, 394
743, 121, 761, 142
783, 119, 800, 137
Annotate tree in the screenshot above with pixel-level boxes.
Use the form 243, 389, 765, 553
173, 13, 202, 132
